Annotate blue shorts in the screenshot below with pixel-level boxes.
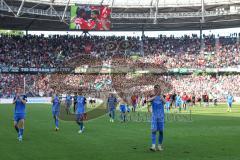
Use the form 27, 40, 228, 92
176, 102, 181, 107
52, 111, 60, 116
166, 102, 170, 108
76, 113, 84, 121
151, 117, 164, 132
182, 101, 187, 104
14, 113, 25, 122
227, 102, 232, 107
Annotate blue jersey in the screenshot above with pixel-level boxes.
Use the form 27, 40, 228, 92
14, 95, 27, 114
227, 95, 233, 103
151, 96, 164, 120
76, 96, 86, 114
119, 104, 126, 113
52, 96, 60, 112
108, 96, 117, 110
176, 95, 182, 103
66, 95, 72, 104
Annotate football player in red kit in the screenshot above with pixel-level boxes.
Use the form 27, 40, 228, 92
182, 92, 188, 110
165, 94, 171, 112
72, 7, 90, 30
98, 6, 111, 30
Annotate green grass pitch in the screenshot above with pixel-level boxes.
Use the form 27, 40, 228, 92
0, 103, 239, 160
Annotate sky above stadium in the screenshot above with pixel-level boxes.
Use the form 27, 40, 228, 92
28, 27, 240, 37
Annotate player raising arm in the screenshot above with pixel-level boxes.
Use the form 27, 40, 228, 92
13, 88, 27, 142
147, 85, 166, 152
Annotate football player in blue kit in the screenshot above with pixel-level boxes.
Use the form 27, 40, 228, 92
52, 92, 61, 131
227, 93, 234, 112
65, 93, 72, 115
76, 91, 87, 134
107, 93, 118, 122
13, 88, 27, 141
147, 85, 166, 151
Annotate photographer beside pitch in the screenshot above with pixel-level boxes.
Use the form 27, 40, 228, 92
147, 85, 166, 151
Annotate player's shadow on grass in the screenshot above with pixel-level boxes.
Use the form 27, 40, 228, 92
59, 102, 107, 121
59, 102, 193, 122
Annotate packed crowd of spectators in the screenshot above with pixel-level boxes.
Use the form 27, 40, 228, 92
0, 74, 51, 97
0, 34, 240, 69
1, 73, 240, 101
1, 34, 240, 100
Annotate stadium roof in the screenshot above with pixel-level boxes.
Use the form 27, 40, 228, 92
1, 0, 240, 31
10, 0, 240, 7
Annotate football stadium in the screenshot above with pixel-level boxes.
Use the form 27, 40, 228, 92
0, 0, 240, 160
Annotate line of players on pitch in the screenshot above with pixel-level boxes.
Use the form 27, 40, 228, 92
13, 86, 165, 151
13, 89, 88, 142
13, 87, 234, 151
